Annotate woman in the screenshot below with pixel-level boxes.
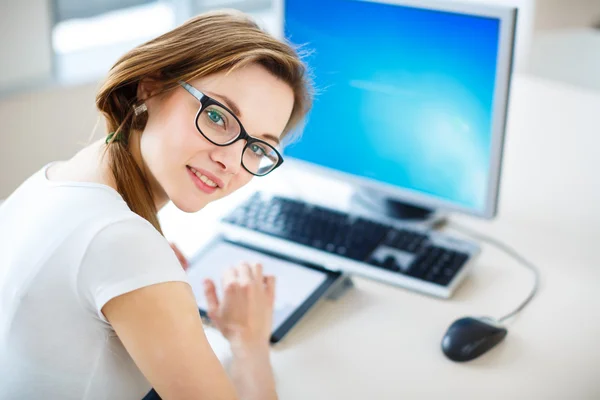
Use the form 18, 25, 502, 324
0, 10, 312, 400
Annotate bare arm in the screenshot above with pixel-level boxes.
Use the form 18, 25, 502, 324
103, 281, 238, 399
103, 261, 278, 400
229, 343, 277, 400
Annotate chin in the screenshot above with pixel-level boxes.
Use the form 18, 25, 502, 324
171, 196, 210, 213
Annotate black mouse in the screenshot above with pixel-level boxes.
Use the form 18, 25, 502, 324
441, 317, 508, 362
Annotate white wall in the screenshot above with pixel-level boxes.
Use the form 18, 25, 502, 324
0, 0, 54, 91
527, 1, 600, 91
0, 0, 102, 199
0, 82, 102, 198
534, 0, 600, 31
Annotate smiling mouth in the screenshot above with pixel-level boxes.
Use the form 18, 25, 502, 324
187, 166, 219, 188
186, 166, 221, 196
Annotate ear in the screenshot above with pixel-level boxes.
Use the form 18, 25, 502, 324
136, 76, 163, 101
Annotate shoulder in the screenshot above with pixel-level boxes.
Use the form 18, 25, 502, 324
85, 214, 176, 267
78, 215, 189, 322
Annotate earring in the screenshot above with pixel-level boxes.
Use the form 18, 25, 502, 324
133, 102, 147, 116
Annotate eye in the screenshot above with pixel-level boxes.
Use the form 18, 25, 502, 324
207, 109, 225, 127
249, 143, 267, 156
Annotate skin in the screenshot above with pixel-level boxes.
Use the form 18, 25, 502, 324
46, 63, 295, 400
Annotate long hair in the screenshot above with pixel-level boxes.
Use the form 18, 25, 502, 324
95, 10, 313, 234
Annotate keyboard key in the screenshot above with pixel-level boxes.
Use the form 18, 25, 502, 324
383, 255, 397, 269
425, 271, 437, 282
435, 272, 454, 286
346, 248, 365, 261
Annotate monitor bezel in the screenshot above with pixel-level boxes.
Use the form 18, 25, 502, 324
279, 0, 518, 219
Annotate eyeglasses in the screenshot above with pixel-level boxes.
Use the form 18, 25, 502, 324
179, 81, 284, 176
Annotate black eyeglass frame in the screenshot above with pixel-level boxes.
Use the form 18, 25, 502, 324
179, 81, 284, 177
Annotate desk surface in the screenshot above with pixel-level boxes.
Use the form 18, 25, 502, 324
160, 74, 600, 399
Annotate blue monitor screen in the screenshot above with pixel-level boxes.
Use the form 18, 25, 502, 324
283, 0, 501, 212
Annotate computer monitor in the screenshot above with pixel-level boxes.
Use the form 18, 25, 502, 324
282, 0, 517, 220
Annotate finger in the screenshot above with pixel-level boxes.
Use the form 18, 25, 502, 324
252, 263, 264, 285
175, 252, 189, 269
170, 243, 189, 270
222, 266, 238, 287
179, 254, 189, 270
238, 263, 253, 285
203, 279, 219, 318
265, 275, 276, 304
222, 267, 240, 302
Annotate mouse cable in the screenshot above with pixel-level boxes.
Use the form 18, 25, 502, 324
438, 220, 541, 324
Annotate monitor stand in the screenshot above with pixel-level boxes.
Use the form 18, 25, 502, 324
350, 188, 435, 223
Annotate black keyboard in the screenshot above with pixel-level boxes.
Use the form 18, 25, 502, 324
222, 193, 472, 288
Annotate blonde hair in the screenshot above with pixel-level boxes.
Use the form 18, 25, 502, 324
96, 10, 313, 234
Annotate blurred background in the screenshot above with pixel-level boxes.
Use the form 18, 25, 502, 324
1, 0, 599, 199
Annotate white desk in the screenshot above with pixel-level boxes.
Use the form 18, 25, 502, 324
159, 74, 600, 399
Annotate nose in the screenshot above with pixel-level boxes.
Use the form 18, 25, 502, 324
209, 140, 246, 174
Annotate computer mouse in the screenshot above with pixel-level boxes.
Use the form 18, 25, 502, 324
441, 317, 507, 362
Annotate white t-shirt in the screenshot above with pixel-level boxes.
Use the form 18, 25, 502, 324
0, 163, 189, 399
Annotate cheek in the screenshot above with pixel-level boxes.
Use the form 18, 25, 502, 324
145, 118, 198, 167
225, 171, 254, 194
162, 112, 198, 152
140, 114, 205, 201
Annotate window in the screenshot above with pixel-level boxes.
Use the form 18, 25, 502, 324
51, 0, 273, 84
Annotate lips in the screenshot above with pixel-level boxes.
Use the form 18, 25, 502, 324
188, 166, 224, 188
187, 166, 219, 194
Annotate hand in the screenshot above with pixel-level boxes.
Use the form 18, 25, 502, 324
169, 243, 189, 271
203, 263, 276, 351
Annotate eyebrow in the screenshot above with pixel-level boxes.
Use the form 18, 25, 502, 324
261, 134, 281, 146
203, 90, 242, 118
204, 90, 281, 146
